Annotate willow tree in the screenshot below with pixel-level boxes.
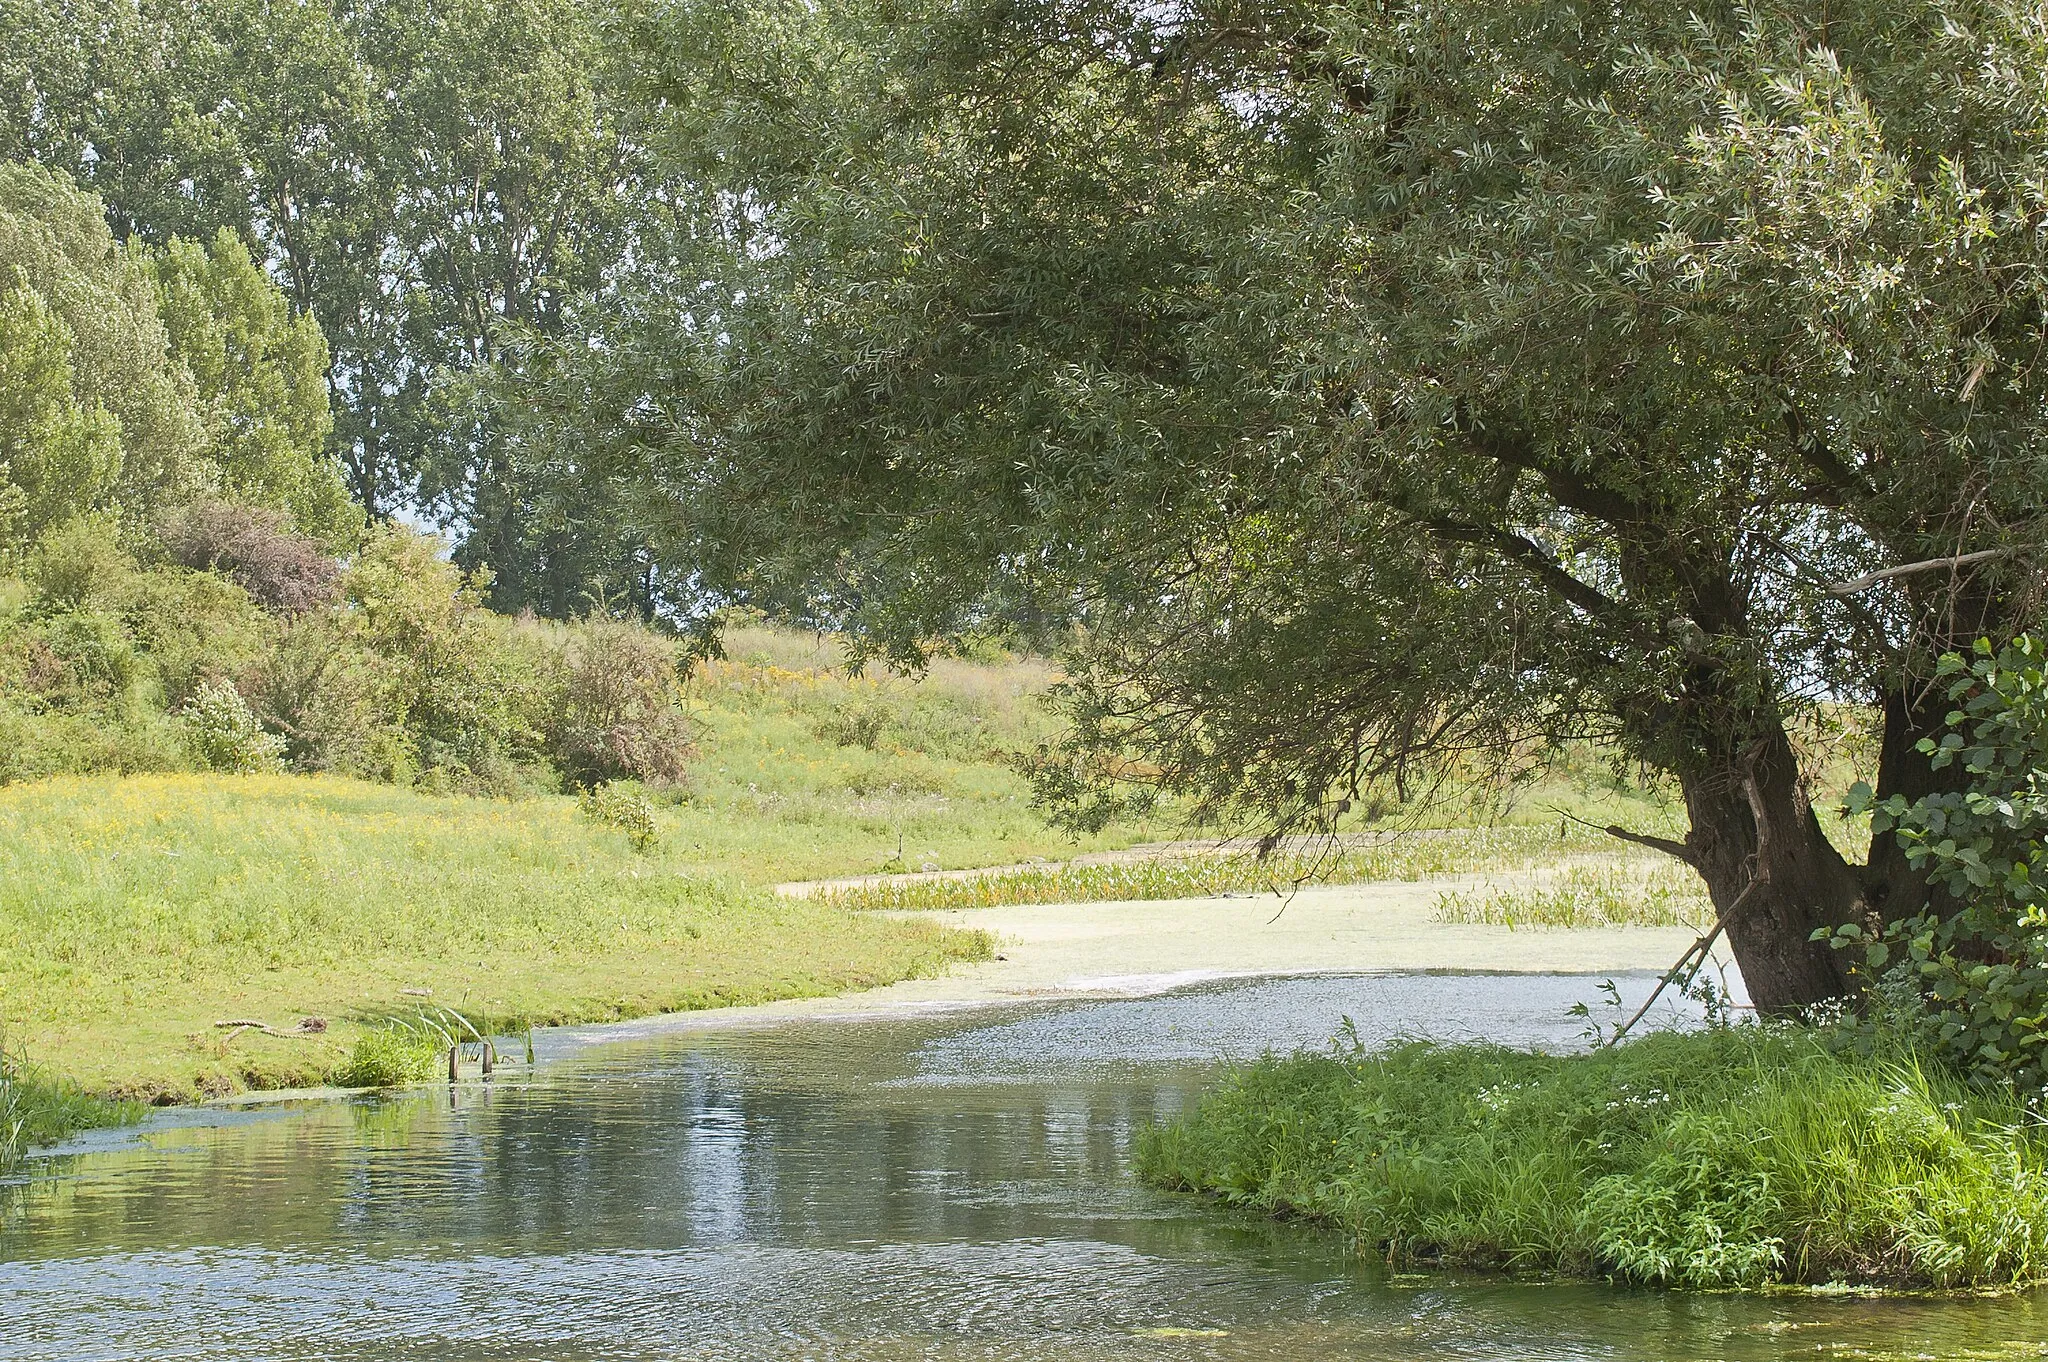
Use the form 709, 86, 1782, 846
550, 0, 2048, 1009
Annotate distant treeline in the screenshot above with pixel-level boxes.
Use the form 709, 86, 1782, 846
1, 0, 651, 616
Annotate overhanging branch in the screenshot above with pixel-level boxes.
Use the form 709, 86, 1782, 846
1829, 547, 2017, 595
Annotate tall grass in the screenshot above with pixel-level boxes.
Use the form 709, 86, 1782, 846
0, 1045, 139, 1172
813, 826, 1628, 911
1136, 1027, 2048, 1290
1431, 860, 1712, 929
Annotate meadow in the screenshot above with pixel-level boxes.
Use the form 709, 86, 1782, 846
0, 773, 999, 1103
0, 630, 1152, 1112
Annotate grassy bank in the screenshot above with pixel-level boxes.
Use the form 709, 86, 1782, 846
1, 1049, 139, 1172
0, 773, 991, 1102
1137, 1028, 2048, 1291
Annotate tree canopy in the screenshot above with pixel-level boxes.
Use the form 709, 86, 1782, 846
0, 162, 351, 546
518, 0, 2048, 1007
0, 0, 654, 610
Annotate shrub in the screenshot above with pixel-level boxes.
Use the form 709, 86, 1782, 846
1834, 636, 2048, 1091
19, 611, 141, 707
27, 515, 135, 614
181, 679, 284, 773
159, 499, 341, 613
547, 614, 698, 788
580, 780, 660, 853
339, 528, 551, 792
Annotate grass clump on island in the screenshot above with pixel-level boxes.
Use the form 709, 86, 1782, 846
1136, 1026, 2048, 1291
0, 773, 991, 1103
810, 824, 1668, 912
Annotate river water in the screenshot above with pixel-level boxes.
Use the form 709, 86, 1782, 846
3, 972, 2043, 1361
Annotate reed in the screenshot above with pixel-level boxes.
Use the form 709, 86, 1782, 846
1431, 860, 1712, 930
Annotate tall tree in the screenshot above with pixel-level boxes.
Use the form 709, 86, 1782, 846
547, 0, 2048, 1009
0, 0, 649, 606
1, 161, 353, 544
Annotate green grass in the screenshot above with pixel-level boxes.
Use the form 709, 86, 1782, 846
1, 1047, 140, 1171
1431, 859, 1712, 929
1136, 1027, 2048, 1291
0, 772, 991, 1102
675, 628, 1155, 880
811, 826, 1646, 911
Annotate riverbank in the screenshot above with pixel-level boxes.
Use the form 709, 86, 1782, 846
0, 773, 992, 1105
467, 880, 1729, 1057
1137, 1026, 2048, 1291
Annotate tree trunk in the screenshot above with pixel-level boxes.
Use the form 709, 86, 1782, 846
1676, 725, 1863, 1014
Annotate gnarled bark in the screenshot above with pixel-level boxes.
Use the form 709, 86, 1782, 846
1674, 725, 1862, 1014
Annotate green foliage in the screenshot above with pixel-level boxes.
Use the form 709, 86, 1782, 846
336, 527, 549, 792
150, 231, 354, 542
0, 1044, 140, 1172
1835, 637, 2048, 1089
580, 780, 661, 854
0, 515, 707, 796
531, 0, 2048, 1006
0, 285, 122, 544
1, 0, 654, 604
0, 160, 355, 543
181, 678, 283, 773
1137, 1028, 2048, 1290
0, 159, 208, 527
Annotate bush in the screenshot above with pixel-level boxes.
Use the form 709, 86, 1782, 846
580, 780, 660, 853
1137, 1027, 2048, 1290
159, 499, 342, 613
1835, 636, 2048, 1091
181, 679, 284, 773
338, 528, 552, 793
546, 614, 698, 788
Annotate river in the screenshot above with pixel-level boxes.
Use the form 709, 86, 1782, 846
3, 972, 2042, 1360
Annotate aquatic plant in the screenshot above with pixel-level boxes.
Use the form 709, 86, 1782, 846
0, 1042, 139, 1172
1431, 861, 1711, 930
1136, 1027, 2048, 1290
813, 826, 1631, 912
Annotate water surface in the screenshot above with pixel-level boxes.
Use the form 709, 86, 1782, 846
3, 972, 2042, 1360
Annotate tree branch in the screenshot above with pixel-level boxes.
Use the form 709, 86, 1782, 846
1423, 516, 1635, 630
1829, 547, 2016, 595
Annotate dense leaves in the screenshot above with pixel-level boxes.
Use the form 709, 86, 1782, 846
0, 162, 351, 547
0, 0, 654, 607
514, 0, 2048, 1005
1837, 638, 2048, 1088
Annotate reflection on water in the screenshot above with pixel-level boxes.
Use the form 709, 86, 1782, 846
2, 973, 2042, 1361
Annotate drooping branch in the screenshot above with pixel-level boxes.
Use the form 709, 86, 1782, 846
1829, 547, 2016, 595
1422, 516, 1640, 637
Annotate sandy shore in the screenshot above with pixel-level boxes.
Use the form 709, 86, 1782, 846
555, 878, 1742, 1048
